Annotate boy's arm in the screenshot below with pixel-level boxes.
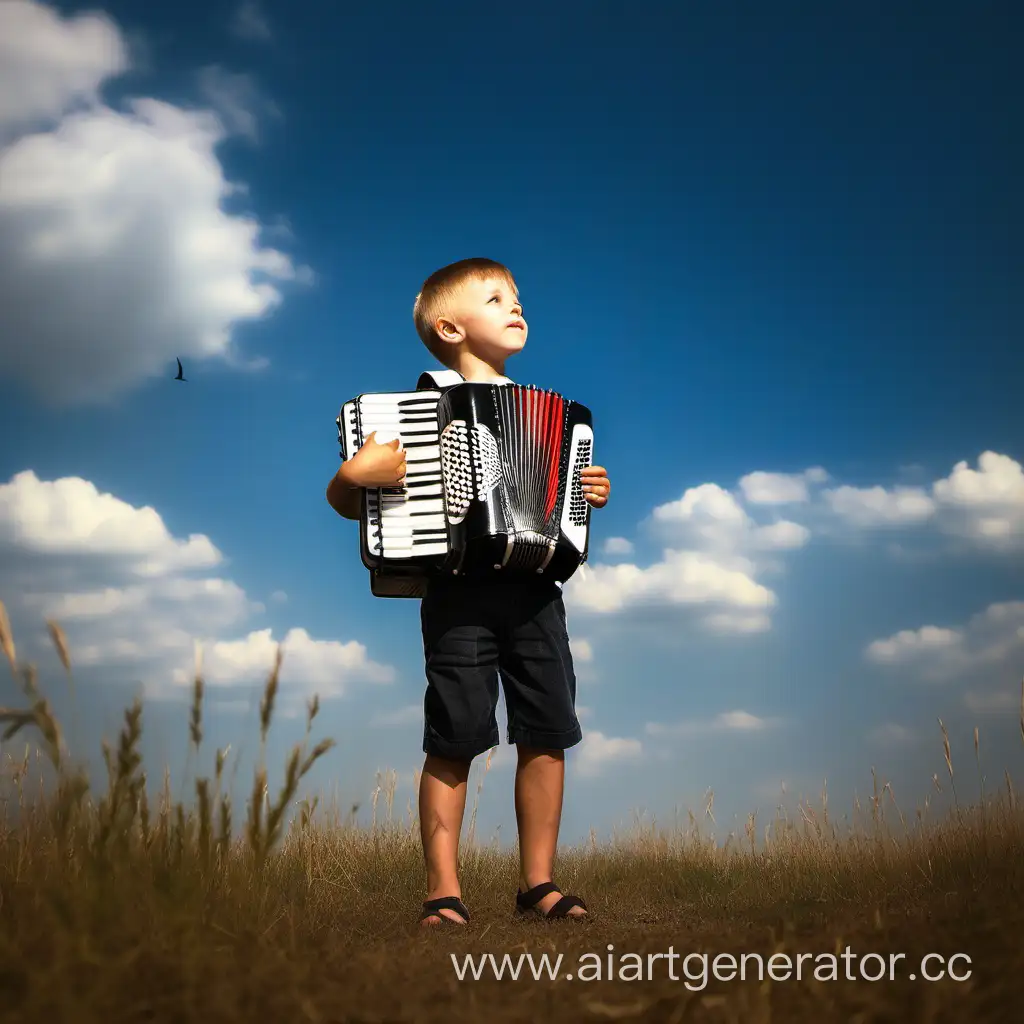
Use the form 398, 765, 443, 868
326, 463, 363, 520
326, 432, 406, 521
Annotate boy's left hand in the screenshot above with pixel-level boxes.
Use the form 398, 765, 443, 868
581, 466, 610, 508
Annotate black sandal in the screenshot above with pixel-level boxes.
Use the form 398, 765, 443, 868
420, 896, 470, 925
516, 882, 588, 919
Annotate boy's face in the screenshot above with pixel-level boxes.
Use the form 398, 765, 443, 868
436, 276, 527, 363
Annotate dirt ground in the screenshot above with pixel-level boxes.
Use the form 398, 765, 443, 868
1, 832, 1020, 1024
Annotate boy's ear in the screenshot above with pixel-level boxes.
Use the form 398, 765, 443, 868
435, 317, 464, 346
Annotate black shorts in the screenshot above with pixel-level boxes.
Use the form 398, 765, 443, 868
419, 576, 582, 760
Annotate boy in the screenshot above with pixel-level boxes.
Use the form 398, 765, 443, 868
326, 258, 611, 925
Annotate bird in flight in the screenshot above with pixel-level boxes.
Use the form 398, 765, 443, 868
174, 358, 187, 382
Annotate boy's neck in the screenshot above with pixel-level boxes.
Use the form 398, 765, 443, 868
452, 351, 509, 382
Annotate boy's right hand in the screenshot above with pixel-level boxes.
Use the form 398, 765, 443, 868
339, 432, 407, 489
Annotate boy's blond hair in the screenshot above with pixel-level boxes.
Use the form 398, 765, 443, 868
413, 257, 519, 367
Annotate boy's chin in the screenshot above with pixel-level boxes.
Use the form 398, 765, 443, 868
501, 333, 527, 354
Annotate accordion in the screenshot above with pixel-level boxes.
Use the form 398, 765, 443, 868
337, 373, 594, 597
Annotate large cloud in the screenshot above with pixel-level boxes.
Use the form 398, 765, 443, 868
565, 551, 776, 632
823, 451, 1024, 551
565, 451, 1023, 634
738, 467, 829, 505
0, 0, 128, 135
0, 1, 307, 406
565, 478, 812, 633
230, 2, 272, 42
574, 729, 644, 779
648, 483, 811, 555
865, 600, 1024, 713
0, 469, 395, 700
645, 709, 782, 738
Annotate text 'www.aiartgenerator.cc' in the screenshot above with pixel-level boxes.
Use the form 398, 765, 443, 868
449, 945, 973, 987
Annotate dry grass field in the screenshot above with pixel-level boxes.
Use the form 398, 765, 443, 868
0, 599, 1022, 1023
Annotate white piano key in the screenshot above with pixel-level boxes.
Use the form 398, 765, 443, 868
382, 542, 449, 558
379, 526, 448, 539
396, 482, 443, 497
379, 498, 445, 515
377, 515, 447, 529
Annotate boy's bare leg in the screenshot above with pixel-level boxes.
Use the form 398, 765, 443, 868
419, 753, 472, 925
514, 746, 587, 916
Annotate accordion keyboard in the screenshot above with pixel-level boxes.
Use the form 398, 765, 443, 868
339, 392, 449, 560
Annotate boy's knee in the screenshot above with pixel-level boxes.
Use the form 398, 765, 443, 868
515, 744, 565, 761
423, 752, 473, 782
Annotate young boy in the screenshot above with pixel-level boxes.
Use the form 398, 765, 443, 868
326, 258, 611, 925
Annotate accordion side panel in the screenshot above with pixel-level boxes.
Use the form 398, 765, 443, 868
559, 419, 593, 557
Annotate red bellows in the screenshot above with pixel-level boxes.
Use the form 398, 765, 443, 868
520, 387, 563, 524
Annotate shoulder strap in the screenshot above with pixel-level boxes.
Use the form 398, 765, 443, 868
417, 368, 465, 390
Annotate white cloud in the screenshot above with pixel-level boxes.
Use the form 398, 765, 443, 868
701, 609, 773, 634
0, 1, 308, 406
369, 703, 422, 728
197, 65, 280, 143
176, 628, 393, 694
570, 638, 593, 663
865, 625, 962, 666
934, 451, 1024, 508
739, 467, 828, 505
563, 550, 775, 625
602, 536, 634, 557
0, 1, 128, 134
822, 485, 936, 527
0, 469, 396, 701
231, 1, 272, 42
564, 474, 811, 633
573, 452, 1021, 639
867, 722, 915, 746
865, 600, 1024, 688
649, 483, 809, 556
822, 451, 1024, 552
645, 710, 780, 737
574, 730, 643, 779
0, 470, 220, 572
931, 452, 1024, 550
752, 520, 810, 550
269, 590, 288, 604
964, 686, 1020, 716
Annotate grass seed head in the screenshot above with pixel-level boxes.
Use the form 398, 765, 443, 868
0, 599, 16, 673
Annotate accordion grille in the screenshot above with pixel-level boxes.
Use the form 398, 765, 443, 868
491, 386, 566, 536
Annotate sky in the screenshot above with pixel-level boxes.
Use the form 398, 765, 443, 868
0, 0, 1022, 848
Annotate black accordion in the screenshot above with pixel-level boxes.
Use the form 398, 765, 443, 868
337, 374, 594, 597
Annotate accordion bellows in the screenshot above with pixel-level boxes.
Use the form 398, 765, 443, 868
337, 379, 593, 598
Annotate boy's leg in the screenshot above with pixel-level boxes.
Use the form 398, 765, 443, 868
419, 753, 472, 925
500, 584, 586, 917
514, 746, 585, 915
418, 579, 501, 925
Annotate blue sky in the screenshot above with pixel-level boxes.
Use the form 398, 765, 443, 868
0, 0, 1021, 847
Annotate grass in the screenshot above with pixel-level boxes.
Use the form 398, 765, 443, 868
0, 599, 1022, 1022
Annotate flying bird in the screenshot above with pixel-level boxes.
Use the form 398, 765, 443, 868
174, 358, 187, 382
